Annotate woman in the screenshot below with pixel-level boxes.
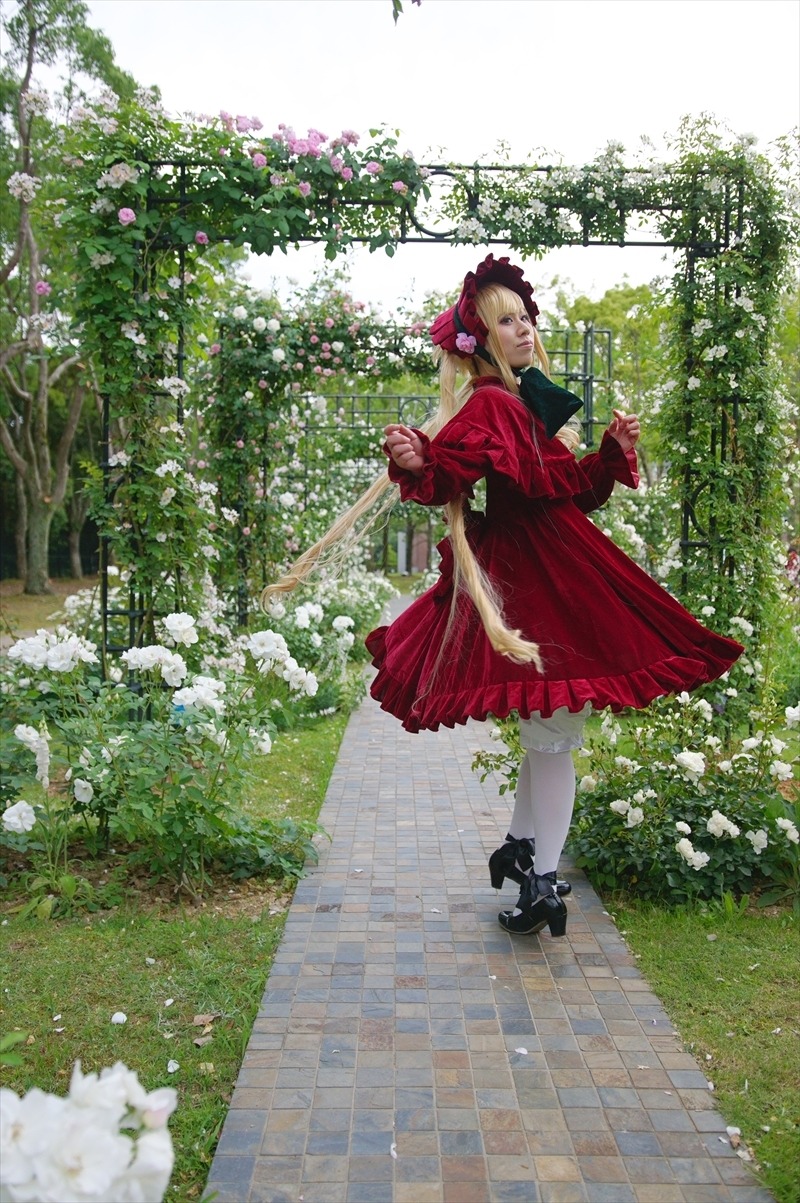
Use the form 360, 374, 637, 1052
265, 254, 743, 939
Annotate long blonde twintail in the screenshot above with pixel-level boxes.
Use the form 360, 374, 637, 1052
261, 473, 398, 609
442, 498, 543, 670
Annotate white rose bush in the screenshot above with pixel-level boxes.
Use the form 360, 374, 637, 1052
0, 596, 361, 906
475, 682, 799, 908
567, 687, 800, 907
0, 1060, 176, 1203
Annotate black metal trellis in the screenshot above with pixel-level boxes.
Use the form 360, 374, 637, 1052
101, 157, 754, 657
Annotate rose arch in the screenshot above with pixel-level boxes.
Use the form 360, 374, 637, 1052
60, 101, 796, 672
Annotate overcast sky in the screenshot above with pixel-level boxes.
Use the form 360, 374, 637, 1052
84, 0, 799, 315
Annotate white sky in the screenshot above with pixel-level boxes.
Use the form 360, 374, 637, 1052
84, 0, 799, 316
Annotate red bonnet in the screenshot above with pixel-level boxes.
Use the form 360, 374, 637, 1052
429, 254, 540, 358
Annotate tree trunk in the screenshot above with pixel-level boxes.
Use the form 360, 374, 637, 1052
24, 502, 54, 594
67, 490, 90, 580
15, 474, 27, 583
68, 528, 83, 579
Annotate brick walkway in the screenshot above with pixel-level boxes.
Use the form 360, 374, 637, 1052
205, 648, 773, 1202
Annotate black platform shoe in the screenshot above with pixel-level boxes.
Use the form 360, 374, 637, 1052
489, 837, 572, 897
498, 872, 568, 937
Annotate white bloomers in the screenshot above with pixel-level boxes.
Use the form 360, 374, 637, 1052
518, 702, 592, 754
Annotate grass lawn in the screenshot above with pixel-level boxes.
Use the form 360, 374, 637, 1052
0, 576, 96, 638
616, 900, 800, 1203
0, 711, 348, 1202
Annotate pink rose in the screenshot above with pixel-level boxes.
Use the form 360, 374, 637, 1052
392, 181, 408, 194
365, 161, 382, 175
329, 155, 344, 173
341, 166, 353, 182
258, 379, 268, 389
298, 181, 311, 198
35, 280, 52, 295
310, 335, 319, 344
242, 526, 251, 536
118, 207, 136, 226
195, 230, 209, 245
235, 439, 245, 449
456, 333, 477, 354
252, 152, 267, 168
270, 173, 283, 187
324, 318, 334, 329
209, 343, 221, 355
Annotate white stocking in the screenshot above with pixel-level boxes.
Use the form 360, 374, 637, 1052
508, 748, 576, 875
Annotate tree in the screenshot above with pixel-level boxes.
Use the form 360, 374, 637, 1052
544, 278, 669, 487
0, 0, 136, 592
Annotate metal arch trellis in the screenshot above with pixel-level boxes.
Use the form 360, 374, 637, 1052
291, 324, 613, 461
101, 157, 756, 658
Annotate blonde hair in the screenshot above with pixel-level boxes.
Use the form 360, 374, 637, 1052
262, 282, 578, 672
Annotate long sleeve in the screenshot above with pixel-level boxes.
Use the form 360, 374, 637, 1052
385, 391, 533, 506
572, 432, 640, 514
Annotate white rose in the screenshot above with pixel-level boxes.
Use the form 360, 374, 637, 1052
162, 612, 199, 647
675, 750, 706, 780
267, 317, 280, 332
74, 778, 94, 804
232, 305, 248, 320
2, 800, 37, 833
255, 732, 272, 755
272, 347, 286, 362
252, 316, 267, 332
776, 818, 799, 844
745, 829, 768, 854
706, 809, 740, 838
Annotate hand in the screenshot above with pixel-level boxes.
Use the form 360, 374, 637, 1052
384, 423, 425, 476
607, 408, 640, 452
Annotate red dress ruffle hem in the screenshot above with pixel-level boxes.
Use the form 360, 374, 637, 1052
365, 377, 743, 734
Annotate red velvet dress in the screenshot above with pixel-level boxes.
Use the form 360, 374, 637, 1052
366, 377, 743, 734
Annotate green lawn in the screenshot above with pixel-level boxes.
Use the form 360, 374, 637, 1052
616, 900, 800, 1203
0, 711, 348, 1202
0, 577, 93, 637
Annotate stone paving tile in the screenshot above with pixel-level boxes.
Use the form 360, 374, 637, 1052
205, 644, 775, 1202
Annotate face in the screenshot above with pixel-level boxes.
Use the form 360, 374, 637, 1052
494, 306, 535, 370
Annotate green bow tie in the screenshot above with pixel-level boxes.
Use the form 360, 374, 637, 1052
518, 367, 583, 439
